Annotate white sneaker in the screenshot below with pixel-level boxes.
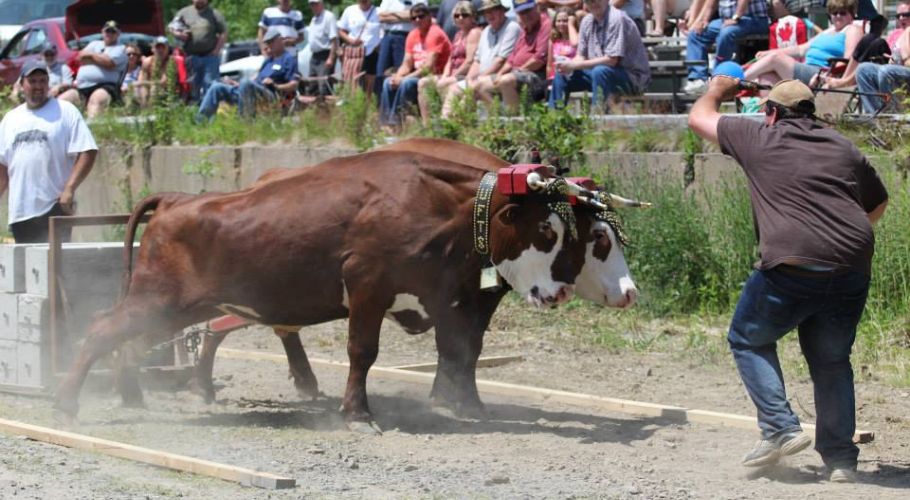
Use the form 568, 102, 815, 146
683, 79, 708, 95
829, 467, 857, 483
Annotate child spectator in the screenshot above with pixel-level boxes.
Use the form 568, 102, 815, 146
547, 7, 578, 82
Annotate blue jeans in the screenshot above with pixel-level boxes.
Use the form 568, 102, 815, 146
196, 80, 276, 120
379, 76, 419, 125
548, 65, 634, 111
686, 16, 769, 81
855, 62, 910, 114
728, 267, 869, 468
374, 31, 407, 95
189, 54, 221, 102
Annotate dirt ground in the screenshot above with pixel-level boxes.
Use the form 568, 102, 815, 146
0, 311, 908, 499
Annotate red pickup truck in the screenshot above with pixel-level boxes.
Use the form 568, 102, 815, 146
0, 0, 163, 87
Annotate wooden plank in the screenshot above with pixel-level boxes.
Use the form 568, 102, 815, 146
0, 417, 295, 489
392, 355, 525, 372
216, 348, 875, 443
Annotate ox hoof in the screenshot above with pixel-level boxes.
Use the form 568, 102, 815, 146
52, 398, 79, 420
455, 403, 488, 420
188, 380, 216, 404
294, 384, 322, 401
347, 420, 383, 435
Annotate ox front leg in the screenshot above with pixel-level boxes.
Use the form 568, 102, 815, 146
431, 313, 487, 419
189, 330, 228, 403
275, 329, 321, 400
341, 301, 385, 435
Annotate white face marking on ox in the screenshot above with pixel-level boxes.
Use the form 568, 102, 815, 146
216, 304, 262, 319
495, 213, 574, 308
574, 221, 638, 308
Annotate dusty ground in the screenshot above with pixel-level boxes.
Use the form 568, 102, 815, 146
0, 306, 908, 499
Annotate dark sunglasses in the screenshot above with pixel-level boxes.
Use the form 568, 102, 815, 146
453, 13, 471, 19
127, 52, 141, 57
897, 12, 910, 19
829, 10, 850, 17
411, 13, 427, 20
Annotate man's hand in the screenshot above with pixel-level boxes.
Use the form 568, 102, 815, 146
350, 38, 363, 47
723, 18, 737, 27
555, 59, 577, 75
325, 57, 335, 69
691, 16, 709, 34
261, 77, 274, 87
389, 74, 402, 87
58, 189, 76, 215
708, 75, 741, 101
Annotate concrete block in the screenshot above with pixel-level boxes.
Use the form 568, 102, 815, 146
0, 339, 15, 385
16, 341, 44, 387
17, 294, 47, 343
25, 242, 128, 297
0, 244, 39, 292
0, 292, 17, 340
147, 146, 238, 194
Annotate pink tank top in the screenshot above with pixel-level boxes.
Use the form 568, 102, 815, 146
548, 39, 577, 80
449, 30, 469, 73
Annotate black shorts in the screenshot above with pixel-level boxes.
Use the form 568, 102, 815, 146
9, 203, 72, 244
77, 83, 122, 104
363, 50, 379, 76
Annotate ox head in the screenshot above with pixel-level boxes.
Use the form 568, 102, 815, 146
479, 167, 584, 308
565, 178, 648, 309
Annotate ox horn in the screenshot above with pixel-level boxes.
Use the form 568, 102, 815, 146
525, 172, 552, 191
563, 180, 653, 209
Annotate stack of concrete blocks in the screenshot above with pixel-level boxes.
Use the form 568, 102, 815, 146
0, 243, 134, 391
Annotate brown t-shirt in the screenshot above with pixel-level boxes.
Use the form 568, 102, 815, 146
718, 116, 888, 276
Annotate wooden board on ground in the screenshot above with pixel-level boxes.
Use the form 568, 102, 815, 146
0, 417, 296, 489
216, 348, 874, 444
392, 355, 524, 372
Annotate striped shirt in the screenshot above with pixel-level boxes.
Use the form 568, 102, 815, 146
259, 6, 305, 40
718, 0, 769, 20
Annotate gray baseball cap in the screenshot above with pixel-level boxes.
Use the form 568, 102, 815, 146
20, 60, 49, 79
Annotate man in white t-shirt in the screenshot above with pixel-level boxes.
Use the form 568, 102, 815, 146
0, 61, 98, 243
305, 0, 339, 97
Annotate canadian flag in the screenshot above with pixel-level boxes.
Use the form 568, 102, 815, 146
770, 15, 808, 50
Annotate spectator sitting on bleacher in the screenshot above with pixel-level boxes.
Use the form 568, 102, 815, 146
379, 4, 451, 131
472, 0, 551, 112
442, 0, 521, 117
772, 0, 878, 21
137, 36, 181, 106
58, 20, 128, 119
417, 1, 482, 124
548, 0, 650, 111
376, 0, 428, 94
743, 0, 861, 87
197, 27, 300, 121
258, 0, 306, 50
854, 7, 910, 113
683, 0, 770, 95
649, 0, 690, 37
547, 7, 579, 82
121, 44, 143, 103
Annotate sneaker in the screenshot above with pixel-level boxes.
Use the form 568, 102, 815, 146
742, 431, 813, 467
683, 79, 708, 95
829, 467, 857, 483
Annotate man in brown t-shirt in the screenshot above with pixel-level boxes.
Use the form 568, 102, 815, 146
688, 78, 888, 483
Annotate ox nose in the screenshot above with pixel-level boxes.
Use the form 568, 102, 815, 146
615, 287, 638, 309
528, 285, 574, 308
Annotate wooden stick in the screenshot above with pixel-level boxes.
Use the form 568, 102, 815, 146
0, 417, 295, 489
216, 348, 874, 443
392, 355, 525, 372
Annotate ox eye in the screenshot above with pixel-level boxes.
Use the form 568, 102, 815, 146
538, 221, 556, 241
593, 229, 608, 241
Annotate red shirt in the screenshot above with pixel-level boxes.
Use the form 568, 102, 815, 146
507, 15, 552, 70
406, 24, 452, 75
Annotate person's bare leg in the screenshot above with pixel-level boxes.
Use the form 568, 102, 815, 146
86, 88, 112, 118
417, 76, 433, 125
495, 73, 520, 112
442, 84, 464, 118
472, 76, 495, 105
58, 88, 81, 107
650, 0, 668, 35
744, 52, 796, 82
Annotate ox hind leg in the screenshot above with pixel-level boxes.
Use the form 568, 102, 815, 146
430, 291, 506, 418
55, 302, 206, 418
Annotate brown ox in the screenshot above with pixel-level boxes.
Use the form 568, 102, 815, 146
54, 148, 590, 432
188, 139, 641, 413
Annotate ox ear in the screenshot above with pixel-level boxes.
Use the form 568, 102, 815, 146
497, 203, 522, 225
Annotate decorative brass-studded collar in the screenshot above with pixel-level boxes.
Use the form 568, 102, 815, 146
473, 172, 497, 255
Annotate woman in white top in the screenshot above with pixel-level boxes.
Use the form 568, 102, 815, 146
338, 0, 382, 95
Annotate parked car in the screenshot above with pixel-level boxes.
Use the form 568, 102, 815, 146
219, 42, 313, 86
0, 0, 163, 87
221, 39, 260, 66
0, 0, 71, 45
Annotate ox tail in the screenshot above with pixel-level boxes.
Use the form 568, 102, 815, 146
120, 193, 188, 299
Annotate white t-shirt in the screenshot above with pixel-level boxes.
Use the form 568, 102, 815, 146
308, 10, 338, 53
75, 40, 128, 89
377, 0, 427, 33
337, 4, 382, 56
0, 99, 98, 224
475, 21, 521, 72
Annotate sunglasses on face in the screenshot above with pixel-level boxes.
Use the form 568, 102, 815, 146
897, 12, 910, 19
411, 13, 427, 20
453, 13, 471, 19
829, 10, 850, 17
128, 52, 140, 57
